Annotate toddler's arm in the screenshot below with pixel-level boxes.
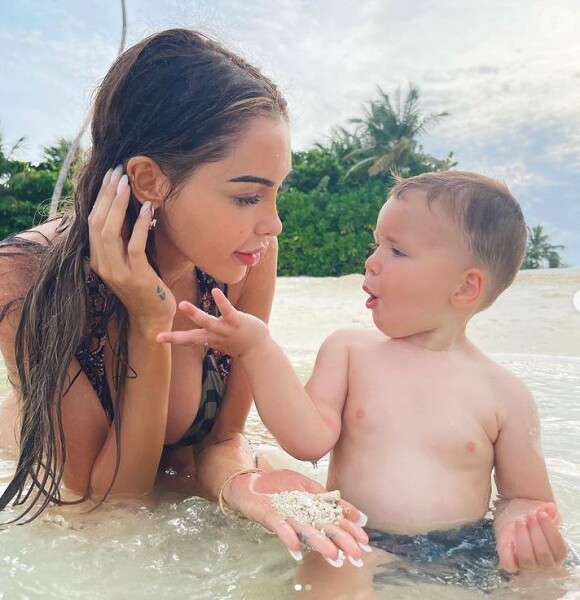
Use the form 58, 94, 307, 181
492, 374, 567, 572
157, 288, 348, 460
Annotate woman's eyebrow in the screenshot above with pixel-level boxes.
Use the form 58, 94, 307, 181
228, 175, 275, 187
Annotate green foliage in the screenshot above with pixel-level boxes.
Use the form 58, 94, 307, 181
0, 195, 48, 240
341, 84, 456, 181
8, 169, 62, 203
521, 224, 566, 269
0, 134, 75, 239
275, 84, 460, 275
277, 181, 387, 276
286, 149, 346, 194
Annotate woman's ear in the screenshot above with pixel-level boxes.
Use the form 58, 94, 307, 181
126, 156, 169, 207
451, 268, 486, 310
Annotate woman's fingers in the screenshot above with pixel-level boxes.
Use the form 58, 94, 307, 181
89, 166, 122, 227
101, 174, 132, 251
336, 517, 370, 547
126, 201, 153, 270
338, 499, 368, 529
89, 166, 129, 274
256, 506, 303, 556
318, 522, 364, 563
286, 519, 345, 563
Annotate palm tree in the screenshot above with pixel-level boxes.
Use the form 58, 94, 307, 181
521, 225, 566, 269
316, 126, 362, 164
346, 84, 453, 178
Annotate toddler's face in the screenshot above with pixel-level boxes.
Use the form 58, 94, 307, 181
363, 191, 470, 340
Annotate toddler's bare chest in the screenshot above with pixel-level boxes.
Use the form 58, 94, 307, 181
343, 365, 497, 464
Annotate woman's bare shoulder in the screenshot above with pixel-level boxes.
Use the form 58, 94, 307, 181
0, 218, 66, 303
2, 217, 66, 247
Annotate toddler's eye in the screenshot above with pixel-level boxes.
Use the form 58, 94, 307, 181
369, 242, 379, 251
236, 195, 261, 206
391, 247, 406, 257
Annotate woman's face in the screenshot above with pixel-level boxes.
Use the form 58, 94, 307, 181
155, 116, 291, 284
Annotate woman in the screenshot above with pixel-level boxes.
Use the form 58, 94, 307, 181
0, 28, 367, 565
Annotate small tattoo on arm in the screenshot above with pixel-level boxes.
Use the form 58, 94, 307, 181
156, 285, 166, 300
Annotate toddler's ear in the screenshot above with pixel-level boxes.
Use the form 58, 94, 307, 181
451, 268, 485, 309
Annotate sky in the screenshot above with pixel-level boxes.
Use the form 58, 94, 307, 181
1, 0, 579, 265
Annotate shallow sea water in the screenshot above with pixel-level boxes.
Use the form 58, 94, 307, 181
0, 353, 579, 599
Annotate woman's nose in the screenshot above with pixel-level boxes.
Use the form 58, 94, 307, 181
257, 204, 283, 237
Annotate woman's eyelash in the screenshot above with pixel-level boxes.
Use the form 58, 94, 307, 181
236, 194, 261, 205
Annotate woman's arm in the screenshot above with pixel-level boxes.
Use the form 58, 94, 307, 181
84, 169, 177, 497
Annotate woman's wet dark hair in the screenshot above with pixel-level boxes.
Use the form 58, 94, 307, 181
0, 28, 288, 523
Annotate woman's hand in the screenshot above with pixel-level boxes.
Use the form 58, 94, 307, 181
223, 469, 371, 568
88, 166, 176, 336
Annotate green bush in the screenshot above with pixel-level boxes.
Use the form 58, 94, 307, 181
0, 196, 49, 239
277, 180, 388, 276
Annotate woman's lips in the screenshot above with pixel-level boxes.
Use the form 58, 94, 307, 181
234, 250, 262, 267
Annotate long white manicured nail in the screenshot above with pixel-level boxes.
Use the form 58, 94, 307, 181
357, 512, 368, 527
111, 164, 123, 184
139, 200, 152, 217
359, 542, 372, 553
102, 168, 113, 186
117, 174, 128, 194
325, 555, 344, 568
289, 550, 303, 561
347, 556, 364, 568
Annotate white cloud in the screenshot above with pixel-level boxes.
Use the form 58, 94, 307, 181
0, 0, 578, 262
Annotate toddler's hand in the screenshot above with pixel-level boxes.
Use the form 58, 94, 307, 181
496, 503, 567, 572
156, 287, 269, 357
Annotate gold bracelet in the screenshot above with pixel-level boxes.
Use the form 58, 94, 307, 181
218, 468, 264, 517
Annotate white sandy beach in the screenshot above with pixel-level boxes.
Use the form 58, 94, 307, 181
269, 268, 580, 364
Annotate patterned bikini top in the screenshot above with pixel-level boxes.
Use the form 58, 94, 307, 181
75, 267, 232, 447
1, 235, 231, 445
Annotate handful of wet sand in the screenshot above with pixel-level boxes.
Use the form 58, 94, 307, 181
269, 490, 343, 526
